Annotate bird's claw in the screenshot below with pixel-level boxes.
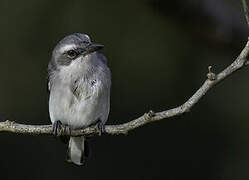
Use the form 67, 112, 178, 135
96, 120, 105, 136
52, 120, 71, 137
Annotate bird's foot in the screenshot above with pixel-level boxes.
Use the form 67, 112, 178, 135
52, 120, 71, 137
95, 120, 105, 136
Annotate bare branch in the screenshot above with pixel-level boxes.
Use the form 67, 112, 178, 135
242, 0, 249, 27
0, 39, 249, 137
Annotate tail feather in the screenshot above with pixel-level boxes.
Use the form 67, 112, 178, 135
67, 136, 85, 165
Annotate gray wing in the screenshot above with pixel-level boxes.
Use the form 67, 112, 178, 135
47, 80, 51, 92
47, 57, 58, 94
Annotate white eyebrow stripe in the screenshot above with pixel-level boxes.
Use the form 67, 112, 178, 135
59, 44, 76, 53
83, 34, 90, 40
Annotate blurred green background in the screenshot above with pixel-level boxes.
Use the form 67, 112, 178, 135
0, 0, 249, 179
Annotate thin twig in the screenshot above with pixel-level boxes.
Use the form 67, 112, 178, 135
242, 0, 249, 27
0, 39, 249, 137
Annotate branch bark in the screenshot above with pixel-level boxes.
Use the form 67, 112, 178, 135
0, 38, 249, 137
242, 0, 249, 27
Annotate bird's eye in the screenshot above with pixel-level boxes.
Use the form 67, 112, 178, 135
67, 50, 78, 59
82, 40, 90, 44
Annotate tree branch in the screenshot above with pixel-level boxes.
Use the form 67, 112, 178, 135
0, 38, 249, 137
242, 0, 249, 28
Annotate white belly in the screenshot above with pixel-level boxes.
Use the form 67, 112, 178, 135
49, 85, 109, 129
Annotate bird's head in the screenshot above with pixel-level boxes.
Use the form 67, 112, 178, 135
51, 33, 104, 67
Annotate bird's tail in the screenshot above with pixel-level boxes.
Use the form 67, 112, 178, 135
67, 136, 86, 166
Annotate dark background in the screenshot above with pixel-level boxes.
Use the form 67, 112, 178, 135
0, 0, 249, 179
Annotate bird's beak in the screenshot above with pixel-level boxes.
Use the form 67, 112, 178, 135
82, 43, 104, 56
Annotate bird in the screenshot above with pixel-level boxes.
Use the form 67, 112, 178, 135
47, 33, 111, 165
